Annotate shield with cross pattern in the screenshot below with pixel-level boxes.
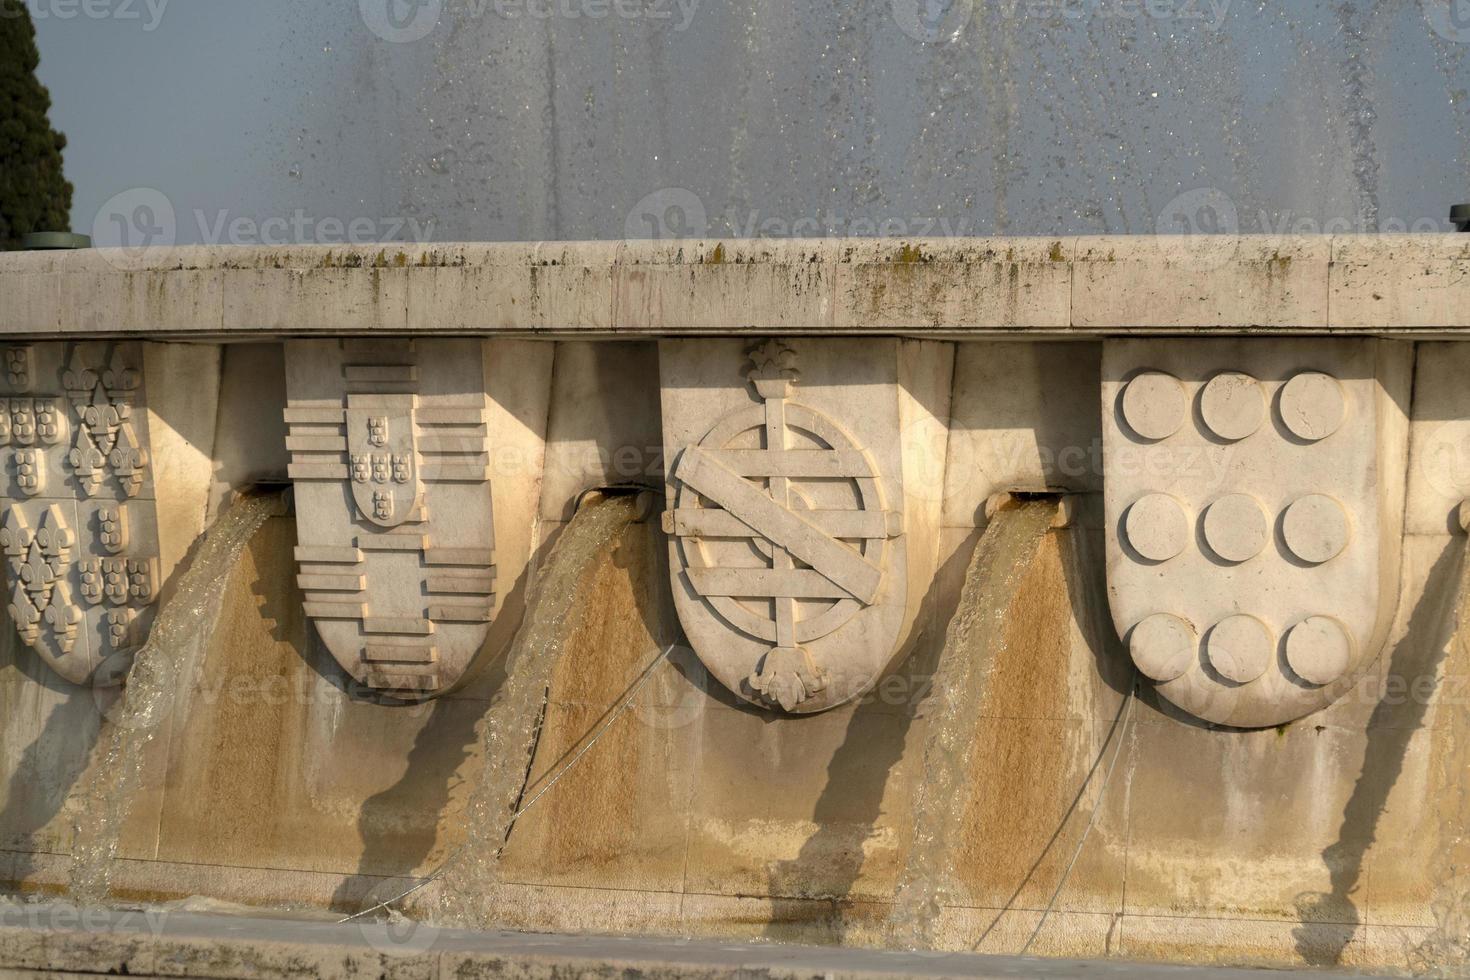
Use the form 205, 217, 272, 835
660, 338, 950, 715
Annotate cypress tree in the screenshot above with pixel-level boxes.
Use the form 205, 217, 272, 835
0, 0, 73, 248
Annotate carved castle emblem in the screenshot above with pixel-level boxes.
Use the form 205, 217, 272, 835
0, 343, 161, 685
1102, 339, 1409, 728
663, 339, 923, 714
285, 340, 498, 698
346, 400, 421, 527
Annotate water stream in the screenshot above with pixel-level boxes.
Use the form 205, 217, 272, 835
887, 497, 1059, 950
431, 494, 640, 928
67, 490, 290, 906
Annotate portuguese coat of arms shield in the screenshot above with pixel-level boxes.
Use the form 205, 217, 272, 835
0, 342, 163, 686
283, 339, 552, 699
660, 338, 951, 714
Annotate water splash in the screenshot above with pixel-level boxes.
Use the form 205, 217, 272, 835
888, 497, 1059, 950
1336, 1, 1382, 232
432, 494, 639, 927
252, 2, 1466, 243
67, 490, 289, 906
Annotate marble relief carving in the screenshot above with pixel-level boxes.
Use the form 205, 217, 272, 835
284, 340, 498, 699
1103, 339, 1411, 728
661, 338, 948, 715
0, 343, 161, 686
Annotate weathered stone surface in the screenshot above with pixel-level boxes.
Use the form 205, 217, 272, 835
283, 339, 548, 698
1330, 235, 1470, 331
0, 342, 193, 686
539, 341, 663, 522
1102, 339, 1411, 728
940, 343, 1103, 529
1, 238, 1470, 974
0, 902, 1392, 979
1073, 236, 1330, 331
659, 338, 948, 713
1, 236, 1468, 338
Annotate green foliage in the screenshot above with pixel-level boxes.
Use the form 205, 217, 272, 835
0, 0, 73, 248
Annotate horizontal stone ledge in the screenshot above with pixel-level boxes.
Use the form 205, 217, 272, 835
0, 234, 1468, 338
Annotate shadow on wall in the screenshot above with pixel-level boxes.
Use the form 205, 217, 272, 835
330, 502, 675, 917
1292, 538, 1469, 967
0, 645, 100, 898
323, 533, 551, 915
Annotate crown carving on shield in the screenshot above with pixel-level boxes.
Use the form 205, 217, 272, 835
744, 341, 800, 396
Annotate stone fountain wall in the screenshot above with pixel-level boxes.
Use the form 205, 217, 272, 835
0, 238, 1467, 971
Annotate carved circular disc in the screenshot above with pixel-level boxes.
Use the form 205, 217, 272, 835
1279, 372, 1346, 441
1130, 613, 1197, 682
1206, 615, 1274, 684
1286, 616, 1353, 687
1121, 371, 1187, 441
1200, 371, 1265, 441
1125, 493, 1190, 562
1282, 494, 1351, 564
1202, 494, 1269, 563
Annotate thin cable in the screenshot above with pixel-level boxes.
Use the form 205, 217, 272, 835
1019, 687, 1136, 956
338, 642, 678, 924
972, 675, 1133, 951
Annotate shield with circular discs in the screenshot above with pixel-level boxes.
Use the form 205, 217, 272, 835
661, 338, 946, 715
1102, 338, 1410, 728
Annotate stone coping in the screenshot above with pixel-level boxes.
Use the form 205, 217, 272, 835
0, 903, 1396, 979
0, 235, 1467, 339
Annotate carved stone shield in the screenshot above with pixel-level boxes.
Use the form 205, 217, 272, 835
285, 340, 498, 699
345, 397, 423, 528
1102, 339, 1410, 727
660, 338, 949, 714
0, 343, 161, 685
